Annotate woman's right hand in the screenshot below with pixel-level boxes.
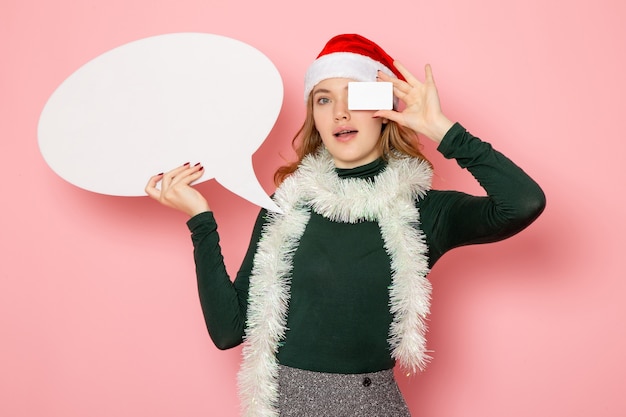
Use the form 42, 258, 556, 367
375, 62, 454, 143
145, 162, 210, 217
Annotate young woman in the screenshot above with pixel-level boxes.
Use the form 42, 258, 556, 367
145, 34, 545, 417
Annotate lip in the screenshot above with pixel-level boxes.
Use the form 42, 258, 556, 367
333, 126, 358, 141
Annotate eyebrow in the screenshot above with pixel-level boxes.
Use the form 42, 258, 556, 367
312, 88, 330, 97
312, 86, 349, 96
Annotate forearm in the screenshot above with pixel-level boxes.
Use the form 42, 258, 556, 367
187, 212, 246, 349
434, 123, 546, 247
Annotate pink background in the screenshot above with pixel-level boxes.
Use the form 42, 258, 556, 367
1, 0, 624, 416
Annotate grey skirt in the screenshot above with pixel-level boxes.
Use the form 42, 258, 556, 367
277, 365, 411, 416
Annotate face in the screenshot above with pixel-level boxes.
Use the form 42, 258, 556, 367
311, 78, 386, 169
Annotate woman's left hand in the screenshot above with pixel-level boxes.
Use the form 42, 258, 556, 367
375, 62, 454, 143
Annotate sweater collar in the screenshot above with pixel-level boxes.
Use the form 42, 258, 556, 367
335, 157, 387, 180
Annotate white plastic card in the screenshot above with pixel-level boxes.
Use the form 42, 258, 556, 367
348, 82, 393, 110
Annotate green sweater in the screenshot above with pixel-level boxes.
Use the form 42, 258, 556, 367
186, 123, 545, 373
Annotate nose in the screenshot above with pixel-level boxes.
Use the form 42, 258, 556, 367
334, 98, 350, 121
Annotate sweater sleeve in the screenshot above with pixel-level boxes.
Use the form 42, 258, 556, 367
186, 208, 268, 350
419, 123, 546, 266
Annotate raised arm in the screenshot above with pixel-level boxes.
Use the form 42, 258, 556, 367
377, 63, 545, 264
420, 124, 546, 265
145, 163, 258, 349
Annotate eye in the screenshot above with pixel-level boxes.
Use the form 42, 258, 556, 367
316, 97, 331, 105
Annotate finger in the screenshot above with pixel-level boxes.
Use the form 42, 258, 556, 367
177, 164, 205, 186
145, 173, 164, 199
391, 84, 410, 101
378, 69, 410, 93
162, 162, 204, 190
163, 162, 191, 180
424, 64, 435, 84
393, 61, 421, 86
169, 163, 204, 186
373, 110, 402, 126
376, 69, 393, 82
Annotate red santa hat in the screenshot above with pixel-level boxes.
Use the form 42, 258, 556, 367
303, 34, 405, 102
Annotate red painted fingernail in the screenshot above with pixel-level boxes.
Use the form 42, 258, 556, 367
199, 166, 204, 171
194, 162, 201, 166
157, 172, 163, 176
184, 162, 190, 166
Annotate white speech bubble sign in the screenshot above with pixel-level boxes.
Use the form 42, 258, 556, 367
38, 32, 283, 213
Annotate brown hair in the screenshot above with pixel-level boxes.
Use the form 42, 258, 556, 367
274, 95, 432, 186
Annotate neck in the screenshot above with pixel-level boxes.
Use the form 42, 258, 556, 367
335, 157, 386, 180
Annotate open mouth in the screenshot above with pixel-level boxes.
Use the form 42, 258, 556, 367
334, 129, 358, 137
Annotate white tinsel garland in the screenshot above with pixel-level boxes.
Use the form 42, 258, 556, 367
238, 149, 433, 416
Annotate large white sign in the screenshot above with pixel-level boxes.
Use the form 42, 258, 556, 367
38, 32, 283, 212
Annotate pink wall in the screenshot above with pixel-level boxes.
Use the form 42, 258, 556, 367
1, 0, 624, 416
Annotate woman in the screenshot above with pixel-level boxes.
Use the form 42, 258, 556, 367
146, 34, 545, 417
